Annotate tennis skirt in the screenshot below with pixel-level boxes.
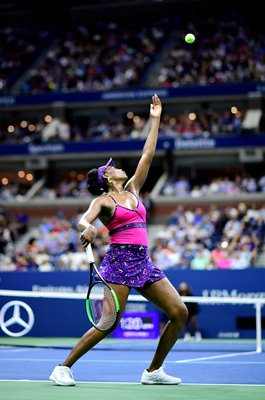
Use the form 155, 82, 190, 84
100, 244, 165, 288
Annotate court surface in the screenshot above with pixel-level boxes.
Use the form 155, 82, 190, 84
0, 338, 264, 400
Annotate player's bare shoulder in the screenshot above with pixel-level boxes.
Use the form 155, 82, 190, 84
96, 194, 115, 222
90, 193, 109, 205
100, 193, 117, 210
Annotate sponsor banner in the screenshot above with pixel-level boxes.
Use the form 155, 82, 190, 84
0, 296, 88, 337
174, 136, 265, 150
0, 138, 173, 157
0, 300, 35, 337
0, 82, 260, 108
1, 270, 265, 295
175, 138, 216, 150
113, 312, 160, 339
0, 270, 264, 337
0, 135, 265, 157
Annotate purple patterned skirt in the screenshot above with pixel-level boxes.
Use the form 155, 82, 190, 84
100, 244, 165, 288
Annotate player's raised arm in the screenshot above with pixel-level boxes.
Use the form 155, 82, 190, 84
125, 94, 162, 194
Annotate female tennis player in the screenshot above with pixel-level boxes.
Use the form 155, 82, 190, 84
49, 94, 188, 386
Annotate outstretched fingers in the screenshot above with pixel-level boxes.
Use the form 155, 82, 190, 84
152, 93, 160, 104
150, 94, 162, 117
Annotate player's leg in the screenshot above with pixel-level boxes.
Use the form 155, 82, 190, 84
49, 283, 130, 385
183, 314, 192, 341
190, 315, 202, 340
63, 283, 130, 367
137, 277, 188, 384
190, 314, 199, 332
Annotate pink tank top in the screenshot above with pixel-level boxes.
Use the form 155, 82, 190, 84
106, 191, 148, 246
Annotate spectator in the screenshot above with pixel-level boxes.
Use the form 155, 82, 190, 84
178, 282, 202, 341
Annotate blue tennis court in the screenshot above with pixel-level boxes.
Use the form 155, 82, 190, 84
1, 339, 265, 400
1, 340, 264, 384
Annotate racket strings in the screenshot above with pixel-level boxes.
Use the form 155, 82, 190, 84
88, 282, 117, 330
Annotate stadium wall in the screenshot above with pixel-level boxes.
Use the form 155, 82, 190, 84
0, 270, 264, 339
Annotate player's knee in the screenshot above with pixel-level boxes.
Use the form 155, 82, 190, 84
182, 303, 189, 323
178, 302, 188, 324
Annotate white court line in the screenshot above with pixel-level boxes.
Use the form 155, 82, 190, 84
185, 361, 265, 364
0, 351, 261, 364
0, 379, 264, 387
1, 358, 264, 365
0, 358, 149, 363
0, 348, 38, 353
175, 351, 258, 363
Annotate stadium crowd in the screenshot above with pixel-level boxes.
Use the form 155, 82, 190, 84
1, 172, 265, 201
0, 107, 255, 146
0, 4, 264, 273
150, 203, 265, 270
161, 174, 265, 197
0, 24, 57, 93
0, 8, 264, 95
0, 201, 264, 272
154, 13, 265, 87
14, 19, 169, 94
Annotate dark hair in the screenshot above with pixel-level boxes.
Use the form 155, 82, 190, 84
86, 168, 108, 195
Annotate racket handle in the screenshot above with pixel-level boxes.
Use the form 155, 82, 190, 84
85, 244, 95, 263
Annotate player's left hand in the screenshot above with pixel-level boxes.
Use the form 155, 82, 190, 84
150, 94, 162, 119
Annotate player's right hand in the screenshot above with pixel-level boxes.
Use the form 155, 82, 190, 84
80, 234, 90, 248
80, 225, 97, 247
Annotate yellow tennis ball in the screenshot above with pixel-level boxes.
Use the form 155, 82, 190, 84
185, 33, 195, 44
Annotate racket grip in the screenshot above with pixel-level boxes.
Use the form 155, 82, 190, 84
86, 244, 95, 263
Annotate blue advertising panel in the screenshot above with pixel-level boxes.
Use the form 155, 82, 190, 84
1, 269, 265, 296
0, 270, 264, 338
113, 312, 160, 339
0, 82, 261, 108
0, 135, 265, 157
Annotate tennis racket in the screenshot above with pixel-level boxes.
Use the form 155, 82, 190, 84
85, 244, 120, 331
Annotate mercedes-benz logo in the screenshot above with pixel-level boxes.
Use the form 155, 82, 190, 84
0, 300, 35, 337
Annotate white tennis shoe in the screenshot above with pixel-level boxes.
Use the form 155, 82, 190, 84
49, 365, 76, 386
141, 366, 182, 385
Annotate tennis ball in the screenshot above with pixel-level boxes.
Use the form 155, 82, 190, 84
185, 33, 195, 44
